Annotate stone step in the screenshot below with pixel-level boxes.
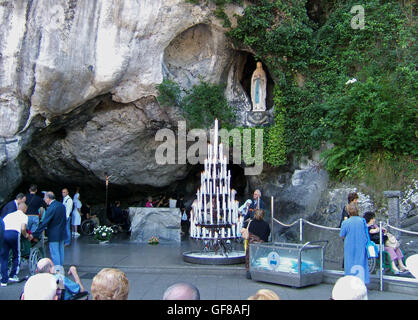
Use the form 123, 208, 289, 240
323, 270, 418, 296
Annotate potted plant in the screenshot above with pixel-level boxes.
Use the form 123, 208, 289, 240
93, 226, 114, 243
148, 236, 159, 245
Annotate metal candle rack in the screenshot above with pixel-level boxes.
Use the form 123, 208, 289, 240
189, 119, 243, 257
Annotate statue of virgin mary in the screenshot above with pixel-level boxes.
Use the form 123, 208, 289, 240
250, 62, 267, 112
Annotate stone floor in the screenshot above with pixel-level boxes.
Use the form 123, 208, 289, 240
0, 233, 417, 300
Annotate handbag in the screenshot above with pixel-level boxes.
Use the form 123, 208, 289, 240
385, 232, 400, 249
241, 219, 252, 240
363, 219, 379, 258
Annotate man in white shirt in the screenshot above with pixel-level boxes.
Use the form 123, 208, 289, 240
62, 188, 73, 246
1, 203, 32, 286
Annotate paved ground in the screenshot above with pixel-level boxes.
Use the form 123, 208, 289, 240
0, 234, 417, 300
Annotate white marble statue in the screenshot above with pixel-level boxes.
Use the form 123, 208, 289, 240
250, 62, 267, 111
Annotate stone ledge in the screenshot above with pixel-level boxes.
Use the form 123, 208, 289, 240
384, 191, 402, 198
323, 269, 418, 296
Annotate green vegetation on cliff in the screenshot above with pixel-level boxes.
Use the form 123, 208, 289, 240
228, 0, 416, 179
162, 0, 417, 190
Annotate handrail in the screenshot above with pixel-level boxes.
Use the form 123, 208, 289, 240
386, 224, 418, 236
272, 217, 418, 236
303, 220, 341, 232
272, 217, 299, 228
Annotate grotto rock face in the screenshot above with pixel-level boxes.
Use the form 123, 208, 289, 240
0, 0, 249, 201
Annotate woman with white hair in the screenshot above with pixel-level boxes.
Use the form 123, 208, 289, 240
22, 273, 59, 300
331, 275, 368, 300
243, 189, 266, 222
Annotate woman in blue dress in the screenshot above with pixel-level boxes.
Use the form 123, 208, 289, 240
340, 203, 370, 284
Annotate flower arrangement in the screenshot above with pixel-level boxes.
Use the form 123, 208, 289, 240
148, 236, 159, 245
93, 226, 114, 242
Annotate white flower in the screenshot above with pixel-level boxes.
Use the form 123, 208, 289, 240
345, 78, 358, 85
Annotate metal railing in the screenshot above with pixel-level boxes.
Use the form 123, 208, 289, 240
268, 196, 418, 291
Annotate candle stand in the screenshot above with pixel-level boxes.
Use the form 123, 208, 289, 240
183, 119, 245, 265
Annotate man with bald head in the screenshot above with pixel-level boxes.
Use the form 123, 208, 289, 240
36, 258, 85, 300
1, 203, 32, 286
163, 282, 200, 300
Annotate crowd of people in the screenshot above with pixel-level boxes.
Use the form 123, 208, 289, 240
0, 184, 100, 287
1, 186, 417, 300
20, 267, 398, 300
339, 191, 410, 285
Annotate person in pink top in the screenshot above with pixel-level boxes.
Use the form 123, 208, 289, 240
146, 196, 154, 207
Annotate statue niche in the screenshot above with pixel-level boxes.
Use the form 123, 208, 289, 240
246, 61, 270, 126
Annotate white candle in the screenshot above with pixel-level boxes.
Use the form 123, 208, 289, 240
210, 198, 213, 224
234, 200, 239, 224
217, 202, 220, 224
214, 119, 218, 161
208, 143, 212, 160
204, 194, 207, 220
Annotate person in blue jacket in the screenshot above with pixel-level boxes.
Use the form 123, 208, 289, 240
0, 193, 26, 219
32, 191, 67, 273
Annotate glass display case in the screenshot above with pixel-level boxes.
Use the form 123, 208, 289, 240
249, 241, 328, 288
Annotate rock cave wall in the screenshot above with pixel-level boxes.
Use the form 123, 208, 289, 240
0, 1, 416, 259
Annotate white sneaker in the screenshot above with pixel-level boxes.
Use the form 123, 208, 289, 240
8, 275, 19, 282
1, 283, 7, 287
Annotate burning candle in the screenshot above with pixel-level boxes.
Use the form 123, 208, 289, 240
204, 195, 207, 220
216, 187, 220, 222
214, 119, 218, 161
208, 143, 212, 160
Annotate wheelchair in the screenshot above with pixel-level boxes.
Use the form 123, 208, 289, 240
8, 233, 46, 276
57, 282, 89, 300
80, 218, 98, 236
368, 248, 406, 275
